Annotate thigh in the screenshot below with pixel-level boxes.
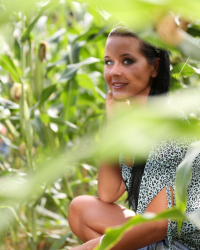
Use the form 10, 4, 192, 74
69, 195, 135, 234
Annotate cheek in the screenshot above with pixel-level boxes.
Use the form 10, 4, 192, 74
129, 65, 152, 84
104, 69, 111, 84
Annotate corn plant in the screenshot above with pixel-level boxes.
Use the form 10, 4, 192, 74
0, 0, 200, 249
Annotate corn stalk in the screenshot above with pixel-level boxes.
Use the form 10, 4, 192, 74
20, 10, 37, 250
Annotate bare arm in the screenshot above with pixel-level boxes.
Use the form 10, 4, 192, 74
97, 160, 125, 203
98, 91, 129, 203
108, 186, 173, 250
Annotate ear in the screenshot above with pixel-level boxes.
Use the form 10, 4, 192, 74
151, 58, 160, 78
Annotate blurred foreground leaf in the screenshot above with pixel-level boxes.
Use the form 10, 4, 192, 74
96, 208, 186, 250
175, 141, 200, 232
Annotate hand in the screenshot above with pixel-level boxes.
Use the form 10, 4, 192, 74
106, 91, 130, 121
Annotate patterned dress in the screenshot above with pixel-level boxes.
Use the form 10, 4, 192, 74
120, 135, 200, 250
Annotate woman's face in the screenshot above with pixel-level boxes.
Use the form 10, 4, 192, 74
104, 36, 159, 100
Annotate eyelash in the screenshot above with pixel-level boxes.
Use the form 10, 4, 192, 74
123, 58, 133, 65
104, 60, 114, 66
104, 58, 134, 66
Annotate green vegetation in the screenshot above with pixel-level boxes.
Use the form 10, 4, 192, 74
0, 0, 200, 249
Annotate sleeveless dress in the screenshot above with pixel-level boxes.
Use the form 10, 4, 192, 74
120, 134, 200, 250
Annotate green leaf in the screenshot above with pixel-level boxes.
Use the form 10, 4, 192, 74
40, 113, 78, 130
0, 134, 18, 150
38, 84, 57, 105
0, 97, 19, 110
49, 232, 73, 250
21, 0, 60, 42
21, 13, 43, 42
58, 57, 100, 82
175, 141, 200, 215
32, 111, 47, 146
74, 27, 104, 42
77, 74, 95, 90
0, 206, 31, 238
96, 208, 186, 250
36, 205, 68, 223
46, 54, 68, 72
172, 63, 196, 77
188, 24, 200, 37
178, 30, 200, 61
0, 54, 21, 83
45, 28, 66, 44
40, 113, 50, 123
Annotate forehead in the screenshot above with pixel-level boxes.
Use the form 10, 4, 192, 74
104, 36, 141, 55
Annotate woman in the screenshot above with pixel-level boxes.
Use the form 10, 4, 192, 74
68, 26, 200, 250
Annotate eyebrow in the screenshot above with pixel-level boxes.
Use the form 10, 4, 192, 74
120, 53, 131, 57
104, 53, 131, 59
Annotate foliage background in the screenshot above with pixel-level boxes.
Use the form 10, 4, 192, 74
1, 0, 200, 249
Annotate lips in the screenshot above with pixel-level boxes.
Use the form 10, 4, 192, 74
112, 82, 128, 89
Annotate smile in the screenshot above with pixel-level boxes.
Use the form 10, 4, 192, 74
113, 83, 128, 89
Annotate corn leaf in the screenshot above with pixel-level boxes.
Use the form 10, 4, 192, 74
96, 208, 186, 250
0, 55, 21, 83
58, 57, 100, 82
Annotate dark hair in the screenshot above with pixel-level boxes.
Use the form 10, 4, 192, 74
109, 25, 170, 211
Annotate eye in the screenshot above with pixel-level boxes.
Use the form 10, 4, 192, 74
123, 58, 133, 65
104, 60, 114, 66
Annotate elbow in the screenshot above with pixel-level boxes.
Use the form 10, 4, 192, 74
97, 190, 116, 203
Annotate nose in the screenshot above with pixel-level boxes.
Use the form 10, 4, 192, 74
110, 62, 122, 77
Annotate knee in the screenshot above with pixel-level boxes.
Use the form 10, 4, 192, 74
68, 195, 96, 224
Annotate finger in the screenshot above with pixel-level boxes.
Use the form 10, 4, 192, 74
106, 90, 113, 100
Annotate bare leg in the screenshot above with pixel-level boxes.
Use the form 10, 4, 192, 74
68, 195, 135, 243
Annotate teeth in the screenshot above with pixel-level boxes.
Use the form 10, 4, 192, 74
114, 84, 125, 86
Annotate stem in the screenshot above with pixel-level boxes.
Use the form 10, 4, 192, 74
62, 177, 73, 201
21, 12, 26, 78
61, 79, 73, 147
21, 10, 37, 250
31, 207, 37, 249
39, 104, 55, 152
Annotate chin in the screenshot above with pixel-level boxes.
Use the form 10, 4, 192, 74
113, 92, 133, 100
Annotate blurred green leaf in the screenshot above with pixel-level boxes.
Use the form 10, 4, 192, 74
58, 57, 100, 82
96, 208, 186, 250
0, 97, 19, 110
0, 54, 21, 83
49, 232, 73, 250
178, 30, 200, 61
40, 113, 78, 130
21, 0, 60, 42
172, 63, 196, 77
175, 141, 200, 213
45, 28, 66, 44
32, 111, 47, 146
1, 206, 31, 238
38, 84, 57, 106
